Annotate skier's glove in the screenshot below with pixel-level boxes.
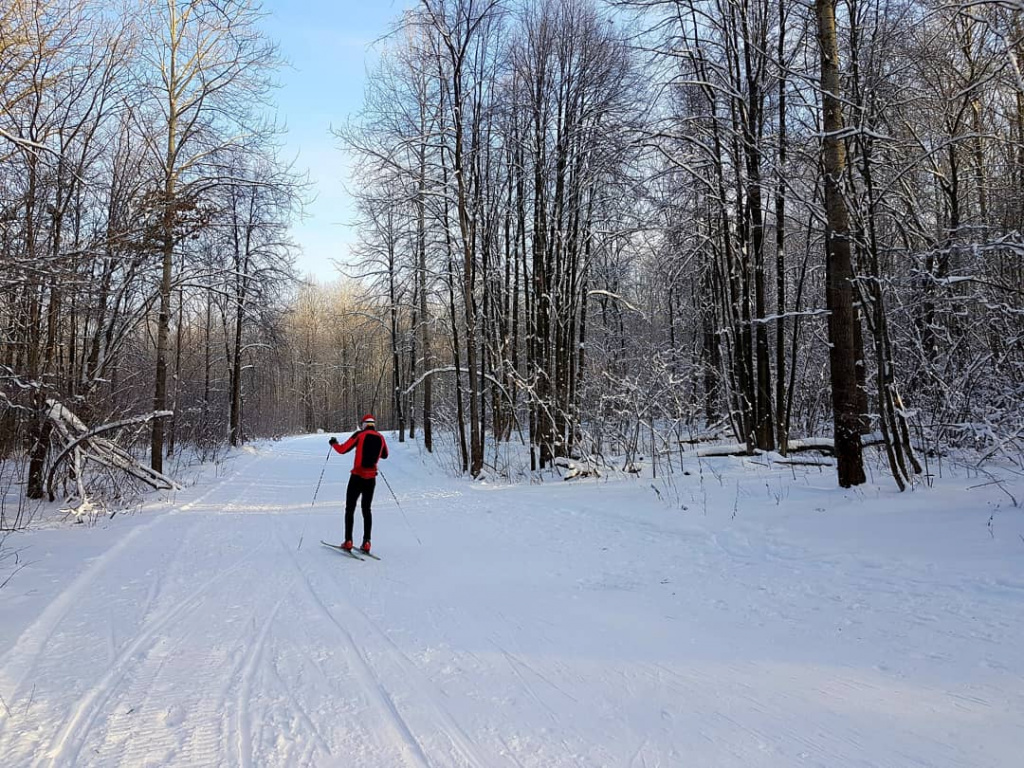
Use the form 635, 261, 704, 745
329, 437, 338, 445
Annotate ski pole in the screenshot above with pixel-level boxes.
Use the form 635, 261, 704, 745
298, 446, 332, 551
379, 469, 421, 545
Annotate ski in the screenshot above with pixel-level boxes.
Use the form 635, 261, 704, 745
320, 540, 364, 560
360, 551, 382, 561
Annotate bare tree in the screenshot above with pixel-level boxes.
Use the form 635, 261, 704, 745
139, 0, 280, 473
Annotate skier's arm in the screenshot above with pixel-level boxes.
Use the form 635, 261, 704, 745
333, 433, 358, 454
380, 435, 389, 460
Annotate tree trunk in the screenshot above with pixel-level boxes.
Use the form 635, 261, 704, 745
390, 240, 406, 443
415, 122, 433, 451
816, 0, 866, 487
151, 6, 180, 474
151, 213, 174, 474
775, 0, 789, 453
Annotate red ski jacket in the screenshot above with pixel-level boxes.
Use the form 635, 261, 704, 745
333, 428, 389, 479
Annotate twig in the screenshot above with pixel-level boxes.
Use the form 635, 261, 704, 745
0, 561, 28, 591
967, 478, 1019, 507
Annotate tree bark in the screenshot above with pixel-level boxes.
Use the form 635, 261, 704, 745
816, 0, 866, 487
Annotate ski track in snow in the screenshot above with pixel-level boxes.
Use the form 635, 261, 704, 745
1, 435, 1023, 766
278, 529, 433, 768
311, 551, 494, 767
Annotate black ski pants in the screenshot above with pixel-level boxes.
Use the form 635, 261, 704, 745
344, 474, 376, 543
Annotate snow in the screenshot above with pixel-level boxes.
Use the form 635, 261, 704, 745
2, 435, 1024, 767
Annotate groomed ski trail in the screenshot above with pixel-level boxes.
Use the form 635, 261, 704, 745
1, 434, 1023, 767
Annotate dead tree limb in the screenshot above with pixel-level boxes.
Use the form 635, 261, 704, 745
45, 402, 178, 503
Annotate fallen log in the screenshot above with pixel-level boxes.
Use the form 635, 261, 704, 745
44, 400, 178, 507
554, 457, 602, 480
695, 433, 885, 459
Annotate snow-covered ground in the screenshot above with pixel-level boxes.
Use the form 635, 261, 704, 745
1, 434, 1023, 767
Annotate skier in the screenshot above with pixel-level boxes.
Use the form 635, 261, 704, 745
329, 414, 389, 553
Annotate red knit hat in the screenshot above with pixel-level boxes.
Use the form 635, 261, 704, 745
361, 414, 375, 426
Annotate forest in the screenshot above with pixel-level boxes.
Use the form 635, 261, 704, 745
2, 0, 1023, 522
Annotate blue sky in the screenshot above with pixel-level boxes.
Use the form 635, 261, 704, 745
267, 0, 415, 280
